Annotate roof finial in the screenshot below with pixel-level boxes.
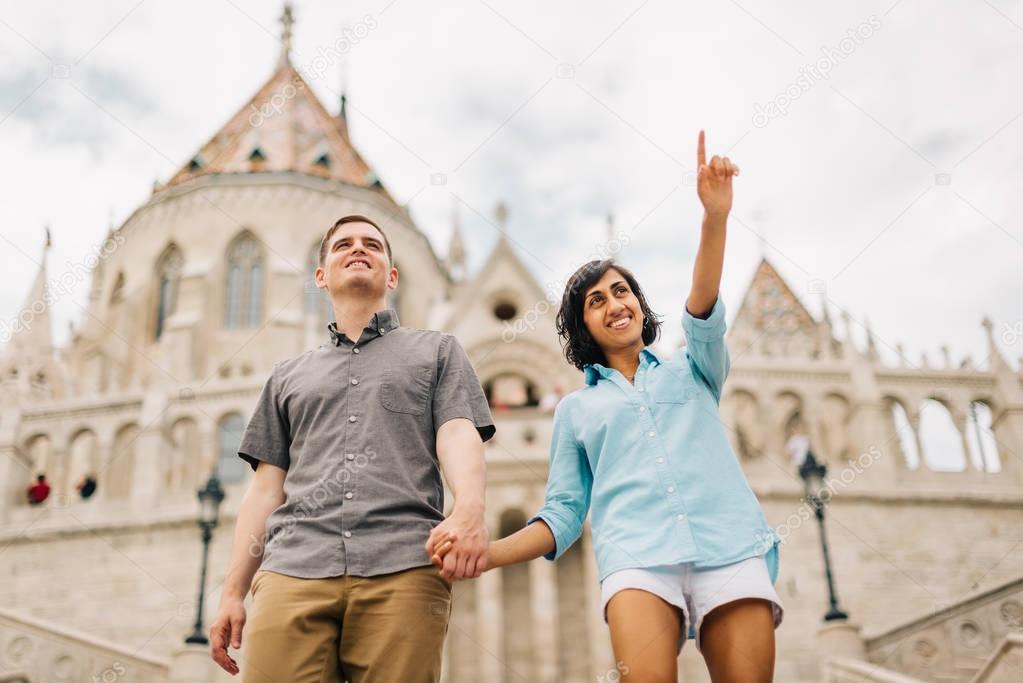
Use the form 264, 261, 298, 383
447, 197, 467, 279
44, 224, 52, 250
494, 201, 509, 237
279, 2, 295, 67
338, 58, 348, 121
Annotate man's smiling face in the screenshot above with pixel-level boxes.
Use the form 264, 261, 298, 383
317, 221, 398, 299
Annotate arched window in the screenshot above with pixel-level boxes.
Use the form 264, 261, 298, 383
24, 434, 53, 503
168, 417, 201, 492
154, 244, 183, 340
305, 242, 332, 328
723, 390, 763, 460
966, 401, 1001, 472
918, 398, 967, 471
67, 429, 99, 500
484, 373, 538, 409
217, 413, 247, 484
889, 399, 920, 470
224, 234, 264, 329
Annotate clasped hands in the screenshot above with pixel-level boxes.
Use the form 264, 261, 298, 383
424, 507, 489, 581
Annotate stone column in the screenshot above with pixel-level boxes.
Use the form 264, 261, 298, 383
0, 407, 27, 524
477, 567, 503, 682
582, 528, 615, 677
169, 643, 215, 683
530, 553, 558, 682
816, 620, 866, 676
131, 389, 171, 507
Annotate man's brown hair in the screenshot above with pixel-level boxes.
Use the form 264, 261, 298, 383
318, 215, 393, 267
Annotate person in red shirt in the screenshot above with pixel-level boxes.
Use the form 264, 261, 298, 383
27, 474, 51, 505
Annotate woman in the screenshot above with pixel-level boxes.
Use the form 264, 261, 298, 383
429, 131, 782, 683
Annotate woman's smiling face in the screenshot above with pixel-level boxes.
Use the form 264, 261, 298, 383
582, 268, 646, 355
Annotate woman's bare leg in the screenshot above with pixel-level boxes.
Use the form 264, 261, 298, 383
699, 598, 776, 683
605, 589, 683, 683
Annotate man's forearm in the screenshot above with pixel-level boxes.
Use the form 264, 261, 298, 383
436, 419, 486, 512
221, 479, 284, 600
689, 211, 727, 318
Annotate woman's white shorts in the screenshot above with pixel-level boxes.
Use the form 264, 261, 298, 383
600, 555, 784, 654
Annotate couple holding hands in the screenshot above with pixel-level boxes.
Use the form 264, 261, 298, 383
210, 132, 781, 683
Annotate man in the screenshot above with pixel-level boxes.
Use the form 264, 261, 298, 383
209, 215, 495, 683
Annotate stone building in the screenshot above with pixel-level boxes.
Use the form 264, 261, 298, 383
1, 7, 1021, 682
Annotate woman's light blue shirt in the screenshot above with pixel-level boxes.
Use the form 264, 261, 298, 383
527, 295, 780, 585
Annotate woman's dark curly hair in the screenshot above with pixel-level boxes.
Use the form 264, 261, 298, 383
556, 259, 662, 371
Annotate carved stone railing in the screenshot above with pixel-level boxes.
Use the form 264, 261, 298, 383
970, 632, 1023, 683
864, 576, 1023, 682
823, 657, 927, 683
0, 607, 169, 682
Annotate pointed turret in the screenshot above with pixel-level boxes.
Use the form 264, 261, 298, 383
494, 201, 509, 240
729, 257, 824, 359
5, 230, 54, 357
161, 4, 392, 201
864, 317, 880, 362
447, 200, 467, 280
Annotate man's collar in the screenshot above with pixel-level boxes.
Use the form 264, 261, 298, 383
583, 346, 663, 385
327, 308, 400, 345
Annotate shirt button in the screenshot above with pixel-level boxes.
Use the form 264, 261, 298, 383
638, 406, 646, 412
676, 513, 686, 522
637, 387, 644, 393
656, 457, 665, 464
345, 453, 355, 461
345, 492, 353, 499
648, 431, 656, 438
351, 378, 359, 385
349, 415, 357, 423
343, 531, 352, 538
353, 347, 360, 354
667, 485, 675, 493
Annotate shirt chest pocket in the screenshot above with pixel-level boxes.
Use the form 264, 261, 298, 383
380, 364, 434, 415
649, 366, 700, 404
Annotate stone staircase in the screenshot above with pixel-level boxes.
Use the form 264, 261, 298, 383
819, 575, 1023, 683
0, 607, 169, 683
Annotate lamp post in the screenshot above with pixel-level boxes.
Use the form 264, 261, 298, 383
185, 474, 225, 645
798, 450, 849, 622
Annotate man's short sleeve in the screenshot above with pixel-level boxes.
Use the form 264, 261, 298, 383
238, 364, 291, 471
433, 335, 496, 442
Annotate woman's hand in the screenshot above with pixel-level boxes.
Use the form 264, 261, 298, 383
429, 530, 490, 580
696, 130, 739, 220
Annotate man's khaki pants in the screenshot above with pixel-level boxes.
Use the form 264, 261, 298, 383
241, 565, 452, 683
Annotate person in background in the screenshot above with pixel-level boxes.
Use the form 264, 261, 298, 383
77, 474, 98, 500
27, 474, 51, 505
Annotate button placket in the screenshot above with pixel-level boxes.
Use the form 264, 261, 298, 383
643, 372, 689, 530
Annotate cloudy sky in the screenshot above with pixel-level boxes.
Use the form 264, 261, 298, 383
1, 0, 1021, 366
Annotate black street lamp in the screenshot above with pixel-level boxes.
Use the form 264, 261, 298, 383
185, 474, 226, 645
798, 450, 849, 622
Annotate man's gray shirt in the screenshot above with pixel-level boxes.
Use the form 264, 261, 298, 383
238, 308, 496, 578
